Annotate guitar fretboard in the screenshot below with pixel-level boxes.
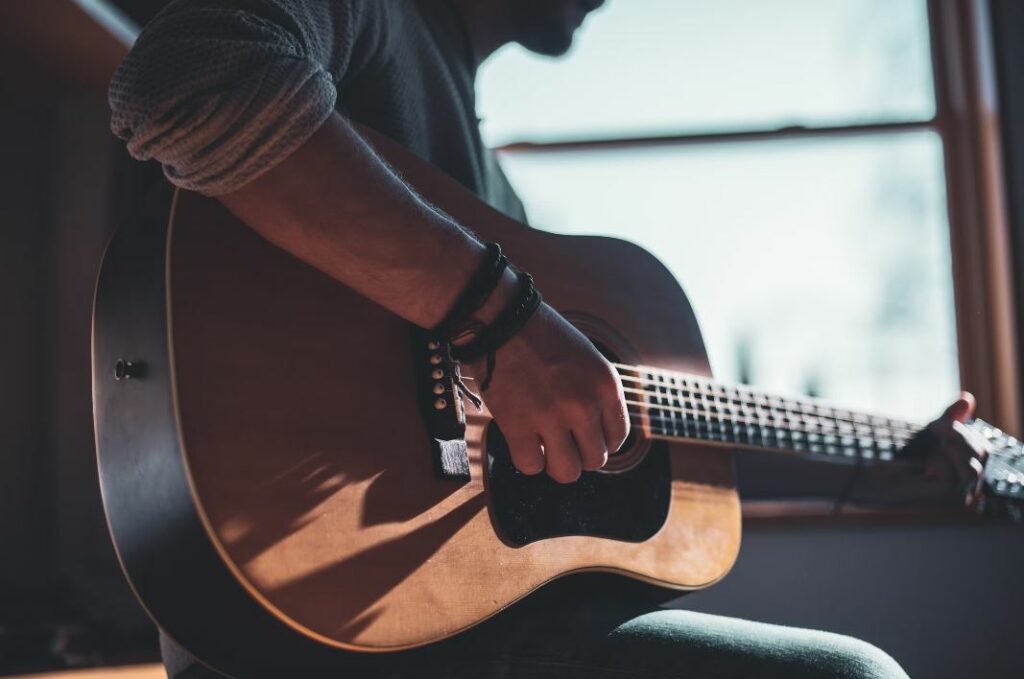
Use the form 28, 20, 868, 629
616, 364, 923, 462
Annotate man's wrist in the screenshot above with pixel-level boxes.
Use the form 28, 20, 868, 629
470, 267, 519, 326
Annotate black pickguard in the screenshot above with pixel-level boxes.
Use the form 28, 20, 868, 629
487, 422, 672, 545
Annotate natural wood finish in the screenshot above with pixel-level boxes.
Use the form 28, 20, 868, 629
166, 130, 740, 651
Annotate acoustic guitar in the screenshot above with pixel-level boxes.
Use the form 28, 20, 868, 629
93, 130, 1024, 674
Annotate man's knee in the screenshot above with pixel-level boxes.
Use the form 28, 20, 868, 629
811, 633, 909, 679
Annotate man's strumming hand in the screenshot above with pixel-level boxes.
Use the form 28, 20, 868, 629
463, 302, 630, 483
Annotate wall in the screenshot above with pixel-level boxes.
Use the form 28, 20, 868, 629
680, 519, 1023, 677
0, 83, 58, 592
0, 79, 156, 673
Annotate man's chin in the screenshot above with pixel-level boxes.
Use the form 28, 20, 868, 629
520, 30, 575, 57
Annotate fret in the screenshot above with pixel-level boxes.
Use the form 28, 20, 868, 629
670, 375, 685, 438
624, 364, 924, 463
657, 378, 668, 436
646, 371, 666, 436
664, 374, 681, 437
641, 370, 656, 430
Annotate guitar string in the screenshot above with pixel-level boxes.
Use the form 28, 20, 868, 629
613, 363, 921, 432
618, 381, 905, 426
621, 388, 1003, 458
623, 412, 1022, 470
623, 415, 901, 460
621, 398, 917, 438
615, 371, 918, 430
622, 401, 921, 448
613, 363, 1021, 482
616, 383, 920, 445
623, 406, 1022, 468
616, 381, 920, 439
610, 374, 917, 428
614, 360, 858, 408
622, 411, 864, 444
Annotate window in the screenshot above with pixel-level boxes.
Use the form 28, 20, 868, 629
478, 0, 967, 425
479, 0, 935, 143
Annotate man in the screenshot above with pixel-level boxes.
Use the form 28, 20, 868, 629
110, 1, 987, 676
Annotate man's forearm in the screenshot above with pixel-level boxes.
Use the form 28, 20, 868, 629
219, 113, 514, 329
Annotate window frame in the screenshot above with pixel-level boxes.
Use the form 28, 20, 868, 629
929, 0, 1019, 437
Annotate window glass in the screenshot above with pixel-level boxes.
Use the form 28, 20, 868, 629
478, 0, 935, 146
497, 131, 957, 421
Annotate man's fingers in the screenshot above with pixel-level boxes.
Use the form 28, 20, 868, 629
942, 391, 976, 423
940, 439, 985, 488
505, 431, 545, 476
968, 464, 987, 509
952, 420, 990, 461
947, 448, 977, 485
924, 416, 987, 479
573, 419, 609, 472
923, 455, 944, 481
540, 429, 583, 484
601, 399, 630, 454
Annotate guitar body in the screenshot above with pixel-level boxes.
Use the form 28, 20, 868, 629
93, 133, 740, 674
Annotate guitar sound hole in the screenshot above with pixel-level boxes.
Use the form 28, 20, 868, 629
486, 421, 672, 546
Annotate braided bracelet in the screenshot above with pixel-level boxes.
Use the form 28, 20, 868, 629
450, 271, 543, 390
431, 242, 507, 338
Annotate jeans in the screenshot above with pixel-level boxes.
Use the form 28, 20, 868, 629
160, 576, 909, 679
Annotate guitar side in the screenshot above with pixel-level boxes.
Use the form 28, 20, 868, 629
93, 136, 740, 672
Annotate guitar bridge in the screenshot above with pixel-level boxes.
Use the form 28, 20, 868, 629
412, 330, 471, 481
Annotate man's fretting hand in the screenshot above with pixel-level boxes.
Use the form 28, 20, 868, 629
880, 392, 993, 508
919, 392, 991, 507
465, 302, 630, 483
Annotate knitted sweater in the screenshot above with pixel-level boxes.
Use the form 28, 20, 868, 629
108, 0, 526, 221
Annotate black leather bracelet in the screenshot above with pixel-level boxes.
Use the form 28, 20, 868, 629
431, 242, 507, 339
450, 271, 543, 390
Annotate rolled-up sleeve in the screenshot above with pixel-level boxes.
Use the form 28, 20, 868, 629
109, 1, 349, 195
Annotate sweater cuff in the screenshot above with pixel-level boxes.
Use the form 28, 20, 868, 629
155, 65, 337, 196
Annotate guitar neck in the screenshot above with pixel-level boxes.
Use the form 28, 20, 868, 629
616, 363, 924, 463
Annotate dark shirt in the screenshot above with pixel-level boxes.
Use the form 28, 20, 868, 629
109, 0, 527, 222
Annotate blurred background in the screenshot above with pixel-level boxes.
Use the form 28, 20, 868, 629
3, 0, 1024, 676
